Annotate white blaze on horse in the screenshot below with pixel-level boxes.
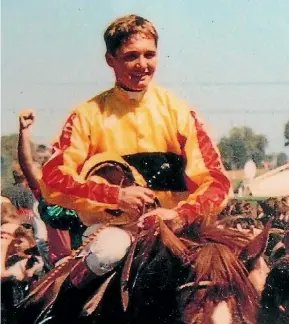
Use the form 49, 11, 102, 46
211, 301, 232, 324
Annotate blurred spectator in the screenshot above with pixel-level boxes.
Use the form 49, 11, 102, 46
1, 201, 44, 280
18, 109, 72, 266
1, 198, 22, 225
4, 224, 44, 280
1, 163, 36, 221
34, 144, 52, 169
280, 197, 289, 222
2, 162, 49, 270
260, 231, 289, 323
217, 199, 256, 220
258, 197, 289, 230
1, 201, 44, 324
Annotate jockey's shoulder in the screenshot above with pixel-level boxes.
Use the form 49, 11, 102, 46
69, 89, 113, 118
151, 83, 199, 115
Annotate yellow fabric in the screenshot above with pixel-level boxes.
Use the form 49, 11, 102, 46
40, 83, 230, 225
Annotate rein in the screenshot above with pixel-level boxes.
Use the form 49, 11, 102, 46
177, 281, 213, 291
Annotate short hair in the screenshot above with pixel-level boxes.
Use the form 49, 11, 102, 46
36, 144, 49, 153
104, 14, 158, 56
14, 224, 36, 247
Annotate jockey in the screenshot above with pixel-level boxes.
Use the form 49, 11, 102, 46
39, 14, 231, 277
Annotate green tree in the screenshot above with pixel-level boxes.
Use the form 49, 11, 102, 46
276, 152, 288, 167
218, 127, 268, 170
1, 133, 36, 191
1, 134, 18, 190
285, 120, 289, 146
1, 134, 19, 161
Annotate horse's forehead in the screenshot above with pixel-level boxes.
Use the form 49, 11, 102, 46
211, 301, 232, 324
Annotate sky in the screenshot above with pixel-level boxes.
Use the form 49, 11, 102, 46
2, 0, 289, 154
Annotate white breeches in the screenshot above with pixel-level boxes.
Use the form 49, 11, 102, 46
83, 225, 132, 276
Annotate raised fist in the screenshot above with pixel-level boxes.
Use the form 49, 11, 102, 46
19, 109, 35, 130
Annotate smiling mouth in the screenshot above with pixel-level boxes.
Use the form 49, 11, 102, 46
131, 73, 149, 78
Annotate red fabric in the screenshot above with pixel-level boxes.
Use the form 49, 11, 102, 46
177, 132, 187, 162
55, 112, 77, 151
42, 120, 119, 205
31, 188, 72, 266
177, 132, 199, 193
46, 225, 72, 265
42, 152, 119, 204
17, 208, 34, 218
177, 112, 230, 221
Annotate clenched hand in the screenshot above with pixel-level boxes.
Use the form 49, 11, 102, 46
118, 186, 155, 217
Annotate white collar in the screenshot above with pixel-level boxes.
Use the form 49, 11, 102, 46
125, 89, 146, 101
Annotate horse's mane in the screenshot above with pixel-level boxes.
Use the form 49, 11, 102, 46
183, 220, 250, 251
180, 223, 260, 324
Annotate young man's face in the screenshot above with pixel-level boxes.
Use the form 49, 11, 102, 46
107, 33, 158, 91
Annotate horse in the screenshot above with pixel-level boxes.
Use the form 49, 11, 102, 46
127, 217, 271, 324
16, 154, 271, 323
16, 213, 271, 324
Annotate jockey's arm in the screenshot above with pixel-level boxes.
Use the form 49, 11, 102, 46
173, 106, 231, 225
39, 108, 120, 225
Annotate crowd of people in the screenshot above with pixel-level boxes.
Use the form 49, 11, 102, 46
1, 13, 289, 323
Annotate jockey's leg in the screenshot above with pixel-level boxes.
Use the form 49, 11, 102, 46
70, 226, 132, 287
86, 226, 132, 275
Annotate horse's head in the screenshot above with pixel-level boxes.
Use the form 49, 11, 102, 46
177, 220, 271, 324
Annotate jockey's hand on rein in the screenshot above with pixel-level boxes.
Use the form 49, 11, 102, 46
137, 208, 178, 230
118, 186, 155, 217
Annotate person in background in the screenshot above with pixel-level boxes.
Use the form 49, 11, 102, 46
1, 163, 36, 221
2, 161, 50, 270
3, 224, 44, 281
18, 109, 74, 267
1, 201, 44, 324
280, 196, 289, 223
34, 144, 52, 170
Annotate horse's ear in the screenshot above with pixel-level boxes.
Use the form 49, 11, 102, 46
239, 219, 272, 271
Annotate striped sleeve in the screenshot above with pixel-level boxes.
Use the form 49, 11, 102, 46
39, 108, 120, 224
174, 109, 231, 224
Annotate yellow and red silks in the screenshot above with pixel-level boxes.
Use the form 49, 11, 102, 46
40, 84, 231, 226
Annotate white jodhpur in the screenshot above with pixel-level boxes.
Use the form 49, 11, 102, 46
83, 225, 132, 276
